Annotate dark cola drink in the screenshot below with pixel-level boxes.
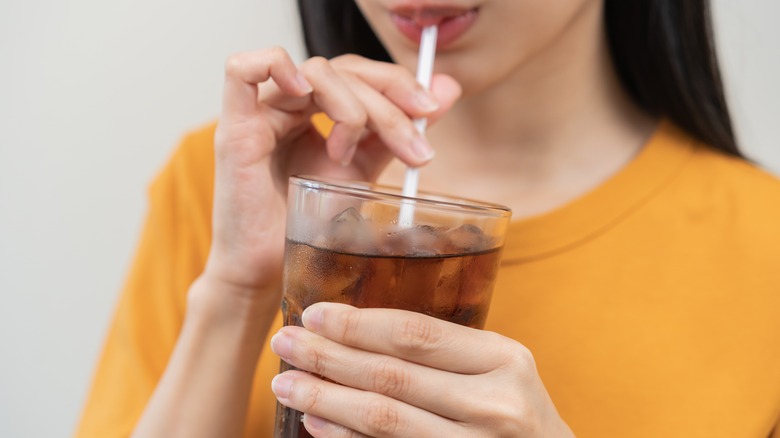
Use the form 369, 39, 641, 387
274, 211, 503, 438
283, 241, 501, 328
273, 176, 511, 438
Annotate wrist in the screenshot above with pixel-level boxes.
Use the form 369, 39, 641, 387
186, 273, 282, 339
133, 274, 280, 437
203, 244, 284, 293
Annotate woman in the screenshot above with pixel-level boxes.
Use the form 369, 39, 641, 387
77, 0, 780, 437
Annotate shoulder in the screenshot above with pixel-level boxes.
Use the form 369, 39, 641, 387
157, 120, 217, 186
664, 134, 780, 250
149, 122, 217, 240
150, 121, 217, 210
679, 143, 780, 213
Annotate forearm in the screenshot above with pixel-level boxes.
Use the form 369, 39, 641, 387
132, 275, 280, 438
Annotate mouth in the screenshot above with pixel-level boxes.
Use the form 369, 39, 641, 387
390, 6, 480, 48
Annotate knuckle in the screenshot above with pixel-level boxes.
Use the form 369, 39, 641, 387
265, 45, 288, 60
362, 398, 401, 436
300, 382, 324, 412
301, 56, 330, 74
395, 315, 442, 353
224, 53, 246, 76
490, 332, 535, 371
331, 53, 361, 67
342, 107, 368, 129
340, 428, 362, 438
508, 343, 536, 372
336, 309, 362, 345
480, 397, 531, 437
303, 346, 330, 376
368, 359, 411, 398
387, 63, 417, 83
224, 47, 290, 77
381, 108, 410, 133
482, 330, 509, 347
511, 407, 540, 437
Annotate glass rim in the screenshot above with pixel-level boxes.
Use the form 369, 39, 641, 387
290, 175, 512, 218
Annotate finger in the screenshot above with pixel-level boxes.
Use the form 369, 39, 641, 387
332, 55, 441, 117
272, 371, 464, 438
333, 56, 462, 131
256, 80, 313, 113
425, 74, 462, 125
333, 55, 462, 126
272, 325, 485, 421
301, 303, 510, 374
303, 414, 370, 438
298, 57, 369, 164
342, 77, 434, 167
257, 67, 460, 166
255, 74, 458, 121
222, 47, 312, 119
348, 132, 396, 182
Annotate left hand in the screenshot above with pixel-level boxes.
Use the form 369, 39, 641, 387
270, 302, 575, 437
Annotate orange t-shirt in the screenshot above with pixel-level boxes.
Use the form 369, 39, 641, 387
76, 119, 780, 437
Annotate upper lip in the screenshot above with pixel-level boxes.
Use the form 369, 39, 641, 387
391, 3, 477, 26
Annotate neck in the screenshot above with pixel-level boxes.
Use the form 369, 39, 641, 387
413, 6, 656, 218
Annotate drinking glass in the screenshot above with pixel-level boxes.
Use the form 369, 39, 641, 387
274, 175, 511, 438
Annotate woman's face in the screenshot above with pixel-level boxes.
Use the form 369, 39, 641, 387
354, 0, 603, 96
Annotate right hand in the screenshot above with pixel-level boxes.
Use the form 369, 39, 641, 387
202, 47, 462, 302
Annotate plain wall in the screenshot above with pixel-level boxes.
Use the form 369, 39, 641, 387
0, 0, 303, 436
0, 1, 777, 436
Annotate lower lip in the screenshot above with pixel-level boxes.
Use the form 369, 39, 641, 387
391, 8, 479, 48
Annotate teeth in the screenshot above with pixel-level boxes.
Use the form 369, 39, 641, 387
397, 11, 466, 27
394, 7, 472, 19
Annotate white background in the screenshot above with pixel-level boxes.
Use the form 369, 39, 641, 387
0, 1, 777, 436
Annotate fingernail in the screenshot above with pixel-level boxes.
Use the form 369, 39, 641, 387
272, 373, 294, 400
295, 73, 313, 94
414, 90, 439, 112
302, 305, 323, 332
411, 135, 435, 162
304, 414, 328, 431
271, 331, 293, 360
340, 143, 358, 167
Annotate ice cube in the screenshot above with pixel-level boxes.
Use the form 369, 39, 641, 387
392, 256, 443, 313
331, 207, 364, 223
378, 230, 407, 256
281, 297, 303, 327
445, 224, 489, 253
431, 255, 463, 320
302, 244, 366, 305
380, 224, 446, 256
455, 249, 501, 328
328, 207, 375, 254
357, 257, 399, 308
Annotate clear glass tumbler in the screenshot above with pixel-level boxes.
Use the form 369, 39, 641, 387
274, 175, 511, 438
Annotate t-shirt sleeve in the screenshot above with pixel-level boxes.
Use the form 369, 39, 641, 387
74, 125, 216, 437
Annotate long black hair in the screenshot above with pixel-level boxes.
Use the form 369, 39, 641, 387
297, 0, 742, 158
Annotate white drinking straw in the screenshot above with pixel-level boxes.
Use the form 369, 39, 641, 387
399, 25, 438, 225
